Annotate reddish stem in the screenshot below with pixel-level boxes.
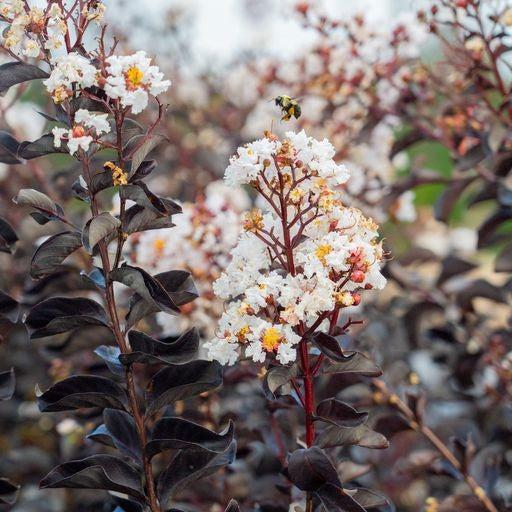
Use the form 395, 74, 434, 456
299, 340, 315, 447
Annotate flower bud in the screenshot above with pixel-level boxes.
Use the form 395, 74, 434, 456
350, 270, 365, 283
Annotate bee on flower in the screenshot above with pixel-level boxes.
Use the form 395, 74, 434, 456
205, 130, 387, 366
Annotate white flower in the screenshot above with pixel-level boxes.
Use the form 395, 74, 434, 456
52, 127, 68, 148
104, 51, 171, 113
465, 36, 484, 54
44, 53, 98, 101
56, 418, 81, 436
74, 109, 110, 135
67, 135, 93, 154
22, 38, 40, 57
204, 338, 239, 366
51, 109, 110, 155
277, 342, 297, 365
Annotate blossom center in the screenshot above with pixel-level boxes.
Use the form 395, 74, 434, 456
315, 244, 333, 265
261, 327, 282, 352
125, 66, 144, 90
236, 326, 251, 343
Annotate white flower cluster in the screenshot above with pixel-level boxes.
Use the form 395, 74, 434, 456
1, 3, 169, 114
205, 131, 386, 366
224, 130, 349, 188
44, 53, 99, 103
230, 11, 427, 224
0, 2, 69, 58
44, 49, 170, 113
52, 109, 110, 155
126, 181, 249, 338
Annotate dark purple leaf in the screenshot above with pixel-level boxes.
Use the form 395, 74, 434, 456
0, 368, 15, 401
224, 499, 241, 512
437, 256, 477, 286
0, 477, 19, 505
456, 279, 507, 310
315, 398, 368, 428
126, 270, 197, 329
94, 345, 124, 376
13, 188, 64, 224
0, 61, 48, 93
112, 264, 180, 317
317, 424, 389, 450
147, 360, 222, 414
130, 160, 157, 181
102, 408, 142, 462
40, 455, 145, 500
0, 131, 21, 164
146, 417, 234, 459
477, 207, 512, 248
37, 375, 127, 412
0, 289, 19, 323
120, 182, 179, 216
374, 414, 411, 438
127, 134, 167, 174
156, 440, 236, 508
25, 297, 109, 339
287, 447, 340, 492
435, 177, 475, 222
17, 133, 67, 159
324, 352, 382, 377
82, 213, 120, 253
30, 231, 82, 279
120, 328, 199, 366
311, 332, 355, 362
315, 483, 366, 512
0, 216, 18, 253
262, 363, 301, 400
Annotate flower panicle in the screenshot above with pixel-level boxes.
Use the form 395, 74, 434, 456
205, 130, 387, 366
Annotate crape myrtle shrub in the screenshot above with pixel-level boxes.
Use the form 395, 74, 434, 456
0, 1, 511, 512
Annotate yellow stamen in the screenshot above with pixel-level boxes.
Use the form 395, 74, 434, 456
243, 208, 264, 232
236, 325, 251, 343
125, 66, 144, 89
261, 327, 282, 352
104, 161, 128, 186
315, 244, 333, 265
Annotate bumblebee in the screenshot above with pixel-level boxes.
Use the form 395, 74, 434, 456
274, 95, 301, 122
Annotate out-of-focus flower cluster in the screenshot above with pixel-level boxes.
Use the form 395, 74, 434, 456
1, 0, 105, 57
126, 180, 250, 338
222, 6, 430, 222
206, 130, 386, 366
1, 3, 171, 158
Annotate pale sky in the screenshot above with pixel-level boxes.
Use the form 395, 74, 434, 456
107, 0, 422, 69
